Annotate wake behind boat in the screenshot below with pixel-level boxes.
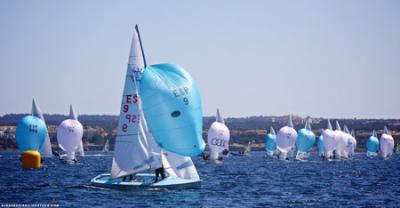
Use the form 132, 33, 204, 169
90, 25, 204, 189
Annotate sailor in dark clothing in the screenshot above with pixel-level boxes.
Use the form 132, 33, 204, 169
202, 152, 210, 160
154, 166, 166, 182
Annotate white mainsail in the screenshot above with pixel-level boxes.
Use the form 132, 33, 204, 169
32, 98, 53, 158
111, 26, 162, 179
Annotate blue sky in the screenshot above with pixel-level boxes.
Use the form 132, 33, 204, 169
0, 0, 399, 118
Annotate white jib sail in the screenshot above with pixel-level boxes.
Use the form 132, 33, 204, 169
162, 150, 200, 180
111, 26, 162, 179
32, 98, 53, 157
207, 109, 230, 161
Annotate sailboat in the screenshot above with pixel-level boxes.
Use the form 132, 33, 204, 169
295, 118, 315, 160
102, 138, 110, 153
316, 135, 325, 158
380, 126, 394, 159
265, 127, 277, 157
276, 115, 297, 160
207, 109, 230, 163
322, 119, 337, 160
231, 140, 253, 156
91, 25, 204, 188
366, 130, 379, 157
334, 121, 348, 159
344, 126, 356, 158
396, 142, 400, 154
16, 102, 48, 169
57, 105, 84, 161
32, 98, 53, 158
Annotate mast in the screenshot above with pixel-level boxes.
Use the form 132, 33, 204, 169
135, 25, 147, 68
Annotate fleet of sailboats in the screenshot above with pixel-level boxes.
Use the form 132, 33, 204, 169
10, 25, 399, 189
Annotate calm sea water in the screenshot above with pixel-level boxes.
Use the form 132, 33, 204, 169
0, 151, 399, 207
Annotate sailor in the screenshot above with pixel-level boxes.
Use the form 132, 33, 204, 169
52, 151, 60, 157
222, 149, 229, 156
154, 166, 166, 182
202, 152, 210, 160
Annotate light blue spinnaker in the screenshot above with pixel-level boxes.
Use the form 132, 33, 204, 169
140, 63, 205, 157
367, 130, 379, 155
16, 115, 47, 152
264, 127, 277, 154
317, 135, 325, 154
295, 119, 316, 153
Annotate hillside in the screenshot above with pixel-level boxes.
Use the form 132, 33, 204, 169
1, 114, 399, 151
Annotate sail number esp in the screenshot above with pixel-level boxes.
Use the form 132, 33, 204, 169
172, 86, 190, 106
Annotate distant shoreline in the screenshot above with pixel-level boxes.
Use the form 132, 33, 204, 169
1, 114, 399, 151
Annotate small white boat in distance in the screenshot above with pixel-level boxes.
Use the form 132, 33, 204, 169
57, 105, 84, 162
207, 109, 230, 163
380, 126, 394, 159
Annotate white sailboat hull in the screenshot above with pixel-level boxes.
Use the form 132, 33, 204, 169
90, 173, 201, 189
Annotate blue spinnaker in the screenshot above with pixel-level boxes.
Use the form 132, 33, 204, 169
264, 128, 276, 152
140, 63, 205, 156
317, 136, 325, 153
296, 128, 316, 153
367, 130, 379, 153
16, 115, 47, 152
